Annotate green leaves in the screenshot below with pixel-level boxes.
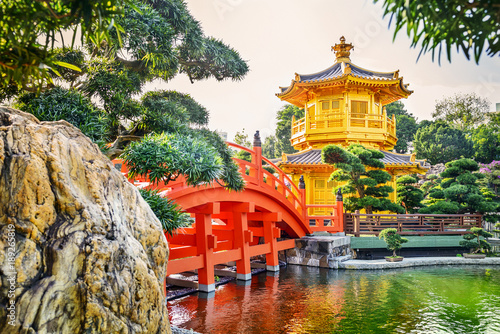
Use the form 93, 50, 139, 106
471, 124, 500, 163
376, 0, 500, 63
192, 128, 244, 191
459, 227, 493, 254
414, 121, 474, 164
15, 87, 108, 143
396, 176, 424, 213
262, 135, 278, 159
419, 157, 497, 214
123, 132, 224, 187
0, 0, 129, 91
432, 93, 490, 131
274, 104, 305, 155
179, 37, 249, 82
322, 144, 402, 214
322, 145, 361, 170
379, 228, 408, 256
139, 188, 190, 236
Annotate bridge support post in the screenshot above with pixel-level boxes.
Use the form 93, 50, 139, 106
264, 220, 280, 272
233, 203, 255, 280
262, 212, 282, 272
194, 203, 220, 293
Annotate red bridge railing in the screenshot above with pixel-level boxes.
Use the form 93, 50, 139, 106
228, 142, 344, 235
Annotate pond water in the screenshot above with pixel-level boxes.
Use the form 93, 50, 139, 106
168, 265, 500, 334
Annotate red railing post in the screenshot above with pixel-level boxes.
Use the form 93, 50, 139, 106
299, 175, 307, 223
336, 189, 344, 233
252, 131, 262, 186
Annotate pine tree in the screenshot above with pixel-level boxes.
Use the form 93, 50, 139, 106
419, 158, 497, 214
322, 144, 404, 214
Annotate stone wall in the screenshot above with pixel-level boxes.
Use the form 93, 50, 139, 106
281, 236, 352, 269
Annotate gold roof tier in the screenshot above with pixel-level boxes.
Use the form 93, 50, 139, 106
272, 148, 429, 176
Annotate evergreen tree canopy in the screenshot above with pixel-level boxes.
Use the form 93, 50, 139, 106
8, 0, 249, 193
385, 101, 414, 118
385, 101, 418, 154
394, 115, 418, 154
471, 124, 500, 163
233, 129, 251, 148
139, 188, 190, 236
379, 228, 408, 257
322, 144, 404, 214
414, 121, 473, 164
419, 158, 497, 214
0, 0, 130, 93
274, 104, 304, 155
233, 128, 252, 162
396, 175, 424, 213
262, 135, 278, 159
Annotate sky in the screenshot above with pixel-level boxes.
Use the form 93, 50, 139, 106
145, 0, 500, 142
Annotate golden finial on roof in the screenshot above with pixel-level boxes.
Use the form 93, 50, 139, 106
332, 36, 353, 62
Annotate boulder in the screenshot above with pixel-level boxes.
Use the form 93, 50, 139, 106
0, 107, 171, 333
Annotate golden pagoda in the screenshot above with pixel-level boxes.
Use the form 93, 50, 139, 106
273, 37, 429, 212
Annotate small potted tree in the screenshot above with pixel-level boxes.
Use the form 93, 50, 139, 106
459, 227, 493, 259
379, 228, 408, 262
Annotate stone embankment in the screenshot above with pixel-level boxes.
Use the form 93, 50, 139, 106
340, 257, 500, 269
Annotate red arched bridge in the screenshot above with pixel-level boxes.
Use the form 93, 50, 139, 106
114, 140, 344, 293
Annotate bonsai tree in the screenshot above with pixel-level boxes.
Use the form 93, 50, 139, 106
459, 227, 493, 254
322, 144, 404, 214
419, 158, 497, 214
379, 228, 408, 258
396, 175, 424, 213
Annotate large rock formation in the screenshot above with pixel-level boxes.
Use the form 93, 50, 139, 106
0, 107, 171, 333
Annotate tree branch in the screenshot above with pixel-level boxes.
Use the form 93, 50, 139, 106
105, 134, 142, 160
115, 57, 146, 71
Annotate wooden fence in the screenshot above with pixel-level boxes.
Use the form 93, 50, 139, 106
344, 212, 482, 236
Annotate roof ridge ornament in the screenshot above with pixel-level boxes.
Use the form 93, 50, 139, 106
332, 36, 353, 63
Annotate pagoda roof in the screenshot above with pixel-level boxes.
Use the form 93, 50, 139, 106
272, 148, 429, 169
277, 37, 413, 107
296, 62, 395, 85
277, 61, 411, 99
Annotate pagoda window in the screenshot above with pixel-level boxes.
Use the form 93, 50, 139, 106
351, 101, 368, 115
321, 100, 340, 113
321, 101, 329, 111
320, 100, 340, 114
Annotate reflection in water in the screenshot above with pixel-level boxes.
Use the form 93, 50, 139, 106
168, 266, 500, 334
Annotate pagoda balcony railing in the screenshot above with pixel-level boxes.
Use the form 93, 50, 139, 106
291, 117, 306, 134
291, 112, 396, 138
